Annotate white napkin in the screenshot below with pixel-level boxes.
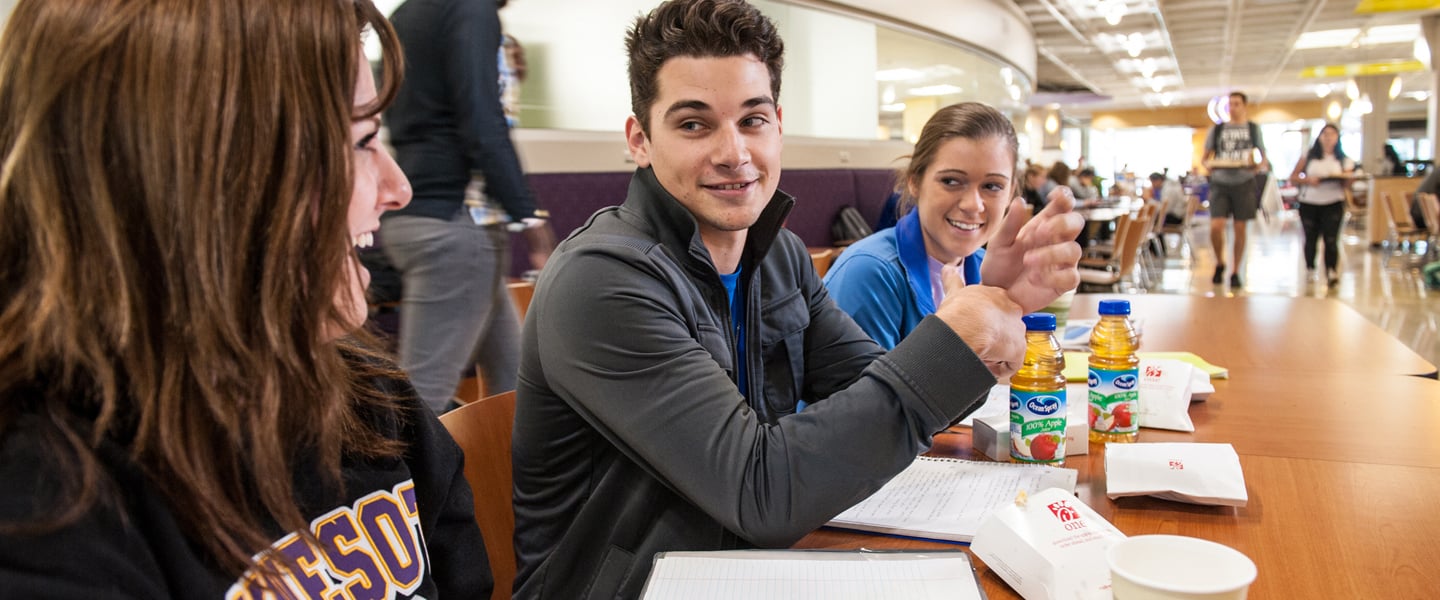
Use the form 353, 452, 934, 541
1105, 443, 1248, 507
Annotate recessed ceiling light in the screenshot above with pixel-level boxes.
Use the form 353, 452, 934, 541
908, 84, 963, 96
874, 68, 923, 82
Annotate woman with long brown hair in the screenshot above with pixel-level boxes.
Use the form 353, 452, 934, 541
0, 0, 488, 596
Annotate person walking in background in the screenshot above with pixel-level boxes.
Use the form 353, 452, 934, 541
824, 103, 1081, 349
1202, 91, 1269, 289
509, 1, 1084, 596
0, 0, 489, 596
1287, 123, 1354, 288
383, 0, 547, 413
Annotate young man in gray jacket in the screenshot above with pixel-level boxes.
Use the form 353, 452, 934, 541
510, 1, 1083, 597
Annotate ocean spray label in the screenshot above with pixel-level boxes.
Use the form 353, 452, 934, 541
1010, 390, 1067, 463
1088, 367, 1139, 434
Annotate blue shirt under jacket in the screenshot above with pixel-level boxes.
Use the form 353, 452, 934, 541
823, 210, 983, 349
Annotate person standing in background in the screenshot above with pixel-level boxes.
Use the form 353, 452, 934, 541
1287, 123, 1354, 288
384, 0, 546, 413
1202, 91, 1269, 289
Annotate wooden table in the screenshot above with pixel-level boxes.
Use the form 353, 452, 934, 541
794, 294, 1440, 597
1071, 294, 1437, 377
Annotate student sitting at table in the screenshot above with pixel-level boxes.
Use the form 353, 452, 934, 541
508, 1, 1085, 597
0, 1, 488, 597
823, 103, 1080, 349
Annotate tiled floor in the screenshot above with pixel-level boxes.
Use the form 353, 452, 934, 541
1138, 208, 1439, 370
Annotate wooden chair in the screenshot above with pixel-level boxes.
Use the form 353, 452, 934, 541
1418, 192, 1440, 258
1158, 194, 1199, 262
438, 390, 517, 600
809, 247, 837, 278
1079, 213, 1131, 268
507, 280, 536, 322
1380, 192, 1428, 265
1077, 216, 1147, 293
454, 281, 536, 406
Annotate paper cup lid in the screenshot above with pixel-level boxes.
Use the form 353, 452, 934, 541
1107, 535, 1256, 594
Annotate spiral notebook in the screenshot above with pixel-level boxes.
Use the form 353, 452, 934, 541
826, 456, 1077, 543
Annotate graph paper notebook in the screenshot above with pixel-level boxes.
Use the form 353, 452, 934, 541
639, 550, 985, 600
825, 456, 1077, 543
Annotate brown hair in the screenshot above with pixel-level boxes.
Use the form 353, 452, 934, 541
626, 0, 784, 134
0, 0, 404, 577
1047, 161, 1073, 186
1230, 90, 1248, 104
897, 102, 1019, 213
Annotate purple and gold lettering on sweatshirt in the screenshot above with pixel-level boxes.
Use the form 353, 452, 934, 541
225, 481, 429, 600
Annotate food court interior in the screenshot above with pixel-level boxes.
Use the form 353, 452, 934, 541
451, 0, 1439, 367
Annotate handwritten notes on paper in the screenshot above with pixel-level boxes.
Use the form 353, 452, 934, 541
826, 457, 1077, 543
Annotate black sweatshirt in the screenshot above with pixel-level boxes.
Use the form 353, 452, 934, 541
0, 378, 490, 599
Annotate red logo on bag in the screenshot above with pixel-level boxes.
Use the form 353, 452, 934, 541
1145, 365, 1163, 378
1047, 500, 1080, 522
1169, 460, 1185, 470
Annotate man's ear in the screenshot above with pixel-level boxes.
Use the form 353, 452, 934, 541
776, 104, 783, 135
625, 115, 651, 168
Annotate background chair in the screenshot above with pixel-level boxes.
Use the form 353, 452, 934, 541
1078, 217, 1147, 293
809, 247, 837, 278
438, 390, 517, 600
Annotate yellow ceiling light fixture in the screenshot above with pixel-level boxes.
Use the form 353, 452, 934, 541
1300, 59, 1426, 79
1044, 112, 1060, 134
1354, 0, 1440, 14
1389, 75, 1403, 99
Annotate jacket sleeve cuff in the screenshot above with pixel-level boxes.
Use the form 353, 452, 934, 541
882, 315, 997, 428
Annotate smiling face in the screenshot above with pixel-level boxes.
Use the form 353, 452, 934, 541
625, 54, 782, 251
340, 55, 410, 331
908, 136, 1013, 264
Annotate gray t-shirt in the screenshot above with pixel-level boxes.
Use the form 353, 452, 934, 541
1206, 122, 1266, 185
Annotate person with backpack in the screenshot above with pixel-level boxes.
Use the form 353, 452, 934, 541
1286, 123, 1354, 288
823, 102, 1082, 349
1202, 91, 1270, 289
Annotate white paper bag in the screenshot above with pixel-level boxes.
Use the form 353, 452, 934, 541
971, 488, 1125, 600
1105, 443, 1248, 506
1137, 359, 1195, 432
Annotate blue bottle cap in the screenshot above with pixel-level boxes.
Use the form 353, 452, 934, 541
1098, 299, 1131, 316
1022, 313, 1056, 331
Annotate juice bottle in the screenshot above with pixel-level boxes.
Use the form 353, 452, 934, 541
1088, 299, 1141, 443
1010, 313, 1067, 465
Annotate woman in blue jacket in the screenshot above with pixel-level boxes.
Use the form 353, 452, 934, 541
825, 102, 1074, 348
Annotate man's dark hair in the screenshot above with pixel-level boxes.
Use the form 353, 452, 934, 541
1078, 167, 1095, 177
625, 0, 784, 134
1149, 172, 1165, 181
1229, 91, 1248, 104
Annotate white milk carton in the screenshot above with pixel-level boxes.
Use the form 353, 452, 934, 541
970, 487, 1125, 600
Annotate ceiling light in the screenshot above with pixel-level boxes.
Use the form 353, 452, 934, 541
874, 68, 923, 82
1416, 38, 1431, 69
1149, 80, 1164, 92
1326, 99, 1343, 122
1346, 79, 1360, 100
907, 84, 963, 96
881, 103, 906, 113
882, 86, 896, 104
1008, 84, 1023, 102
1389, 75, 1403, 99
1001, 67, 1014, 86
1044, 112, 1060, 134
1353, 93, 1374, 115
1295, 24, 1420, 50
1160, 92, 1173, 106
1315, 84, 1331, 98
1403, 90, 1431, 101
